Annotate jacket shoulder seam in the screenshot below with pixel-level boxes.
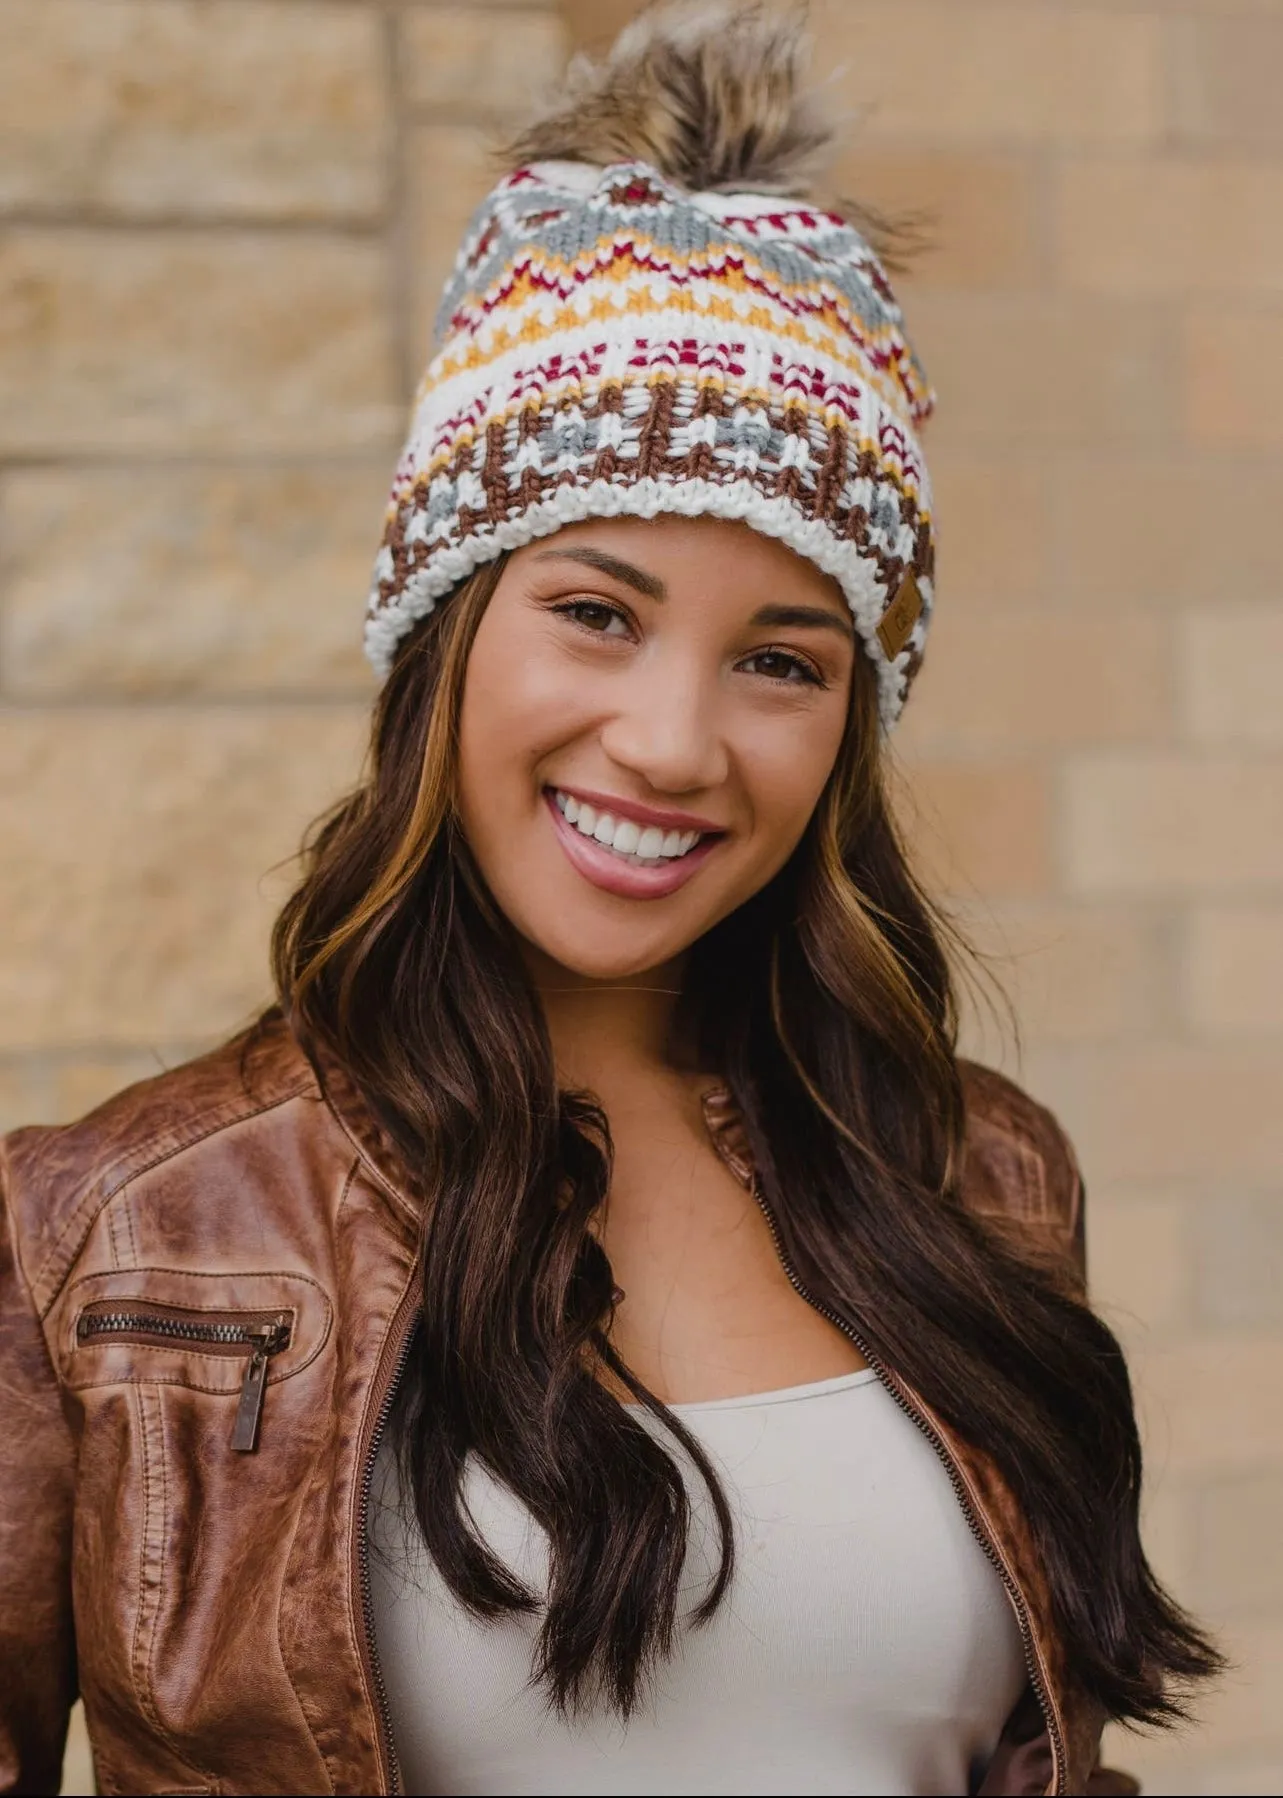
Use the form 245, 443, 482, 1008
28, 1072, 316, 1315
958, 1059, 1083, 1238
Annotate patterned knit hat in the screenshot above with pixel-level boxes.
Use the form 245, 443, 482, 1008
366, 3, 935, 729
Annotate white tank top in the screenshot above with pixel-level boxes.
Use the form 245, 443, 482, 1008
367, 1368, 1027, 1796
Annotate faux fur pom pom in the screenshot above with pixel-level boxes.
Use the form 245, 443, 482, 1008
504, 1, 833, 200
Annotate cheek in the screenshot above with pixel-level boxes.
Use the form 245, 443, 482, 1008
737, 711, 847, 850
456, 610, 593, 824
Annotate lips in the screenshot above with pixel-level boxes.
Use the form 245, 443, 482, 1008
543, 788, 723, 900
552, 789, 703, 864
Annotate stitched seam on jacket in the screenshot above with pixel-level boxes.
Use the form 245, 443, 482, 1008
275, 1463, 340, 1797
268, 1163, 360, 1798
31, 1077, 317, 1315
130, 1387, 215, 1788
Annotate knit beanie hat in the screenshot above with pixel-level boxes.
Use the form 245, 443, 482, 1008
366, 2, 935, 729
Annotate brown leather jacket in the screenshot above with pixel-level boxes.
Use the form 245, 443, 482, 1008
0, 1015, 1137, 1796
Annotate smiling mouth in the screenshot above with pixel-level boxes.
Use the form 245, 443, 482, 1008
550, 789, 708, 867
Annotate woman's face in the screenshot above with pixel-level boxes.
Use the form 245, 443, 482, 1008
456, 515, 857, 981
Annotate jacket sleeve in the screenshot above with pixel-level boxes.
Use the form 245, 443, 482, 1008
0, 1154, 78, 1795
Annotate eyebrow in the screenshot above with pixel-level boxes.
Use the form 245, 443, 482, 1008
532, 546, 667, 600
533, 547, 852, 641
749, 603, 853, 641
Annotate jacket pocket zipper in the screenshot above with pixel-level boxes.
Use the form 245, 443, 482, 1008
76, 1303, 292, 1453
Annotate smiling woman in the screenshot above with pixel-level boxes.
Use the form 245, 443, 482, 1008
458, 519, 855, 955
0, 5, 1219, 1797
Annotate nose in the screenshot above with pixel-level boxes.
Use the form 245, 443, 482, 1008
596, 656, 730, 796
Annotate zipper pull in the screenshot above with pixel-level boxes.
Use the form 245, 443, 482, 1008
231, 1323, 284, 1453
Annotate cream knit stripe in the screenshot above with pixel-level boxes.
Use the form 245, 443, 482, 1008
414, 318, 926, 458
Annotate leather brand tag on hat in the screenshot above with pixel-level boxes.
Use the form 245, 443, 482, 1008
877, 570, 923, 660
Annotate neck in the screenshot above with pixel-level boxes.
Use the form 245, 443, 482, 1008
522, 945, 687, 1097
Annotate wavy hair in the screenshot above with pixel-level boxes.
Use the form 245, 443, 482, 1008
272, 557, 1219, 1721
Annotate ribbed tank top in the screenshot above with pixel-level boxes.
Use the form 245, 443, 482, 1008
367, 1368, 1027, 1796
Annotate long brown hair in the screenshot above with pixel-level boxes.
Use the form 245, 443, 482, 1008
272, 557, 1219, 1721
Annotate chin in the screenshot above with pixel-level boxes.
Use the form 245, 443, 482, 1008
535, 935, 685, 984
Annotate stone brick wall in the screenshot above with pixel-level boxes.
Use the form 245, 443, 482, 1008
1, 3, 1279, 1794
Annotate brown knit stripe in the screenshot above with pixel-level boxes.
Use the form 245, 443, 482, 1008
481, 419, 510, 524
376, 378, 932, 642
637, 382, 676, 480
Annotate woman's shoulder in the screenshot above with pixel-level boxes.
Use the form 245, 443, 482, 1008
957, 1059, 1086, 1280
0, 1016, 357, 1308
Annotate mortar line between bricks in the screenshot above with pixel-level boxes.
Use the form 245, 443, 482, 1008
0, 452, 399, 472
383, 1, 419, 407
0, 696, 375, 714
0, 210, 389, 238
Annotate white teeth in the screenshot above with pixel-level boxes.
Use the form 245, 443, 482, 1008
553, 791, 707, 864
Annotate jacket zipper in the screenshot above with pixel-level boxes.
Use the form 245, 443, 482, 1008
747, 1180, 1068, 1796
76, 1303, 292, 1453
355, 1282, 418, 1797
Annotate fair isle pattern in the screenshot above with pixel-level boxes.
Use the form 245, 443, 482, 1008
367, 160, 937, 727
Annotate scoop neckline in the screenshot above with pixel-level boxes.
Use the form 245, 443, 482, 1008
625, 1366, 878, 1415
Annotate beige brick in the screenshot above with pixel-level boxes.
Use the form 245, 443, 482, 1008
1135, 1335, 1283, 1477
1058, 160, 1283, 297
1025, 1045, 1283, 1185
1138, 1476, 1196, 1599
958, 900, 1166, 1047
1064, 754, 1283, 895
401, 6, 566, 116
51, 1054, 183, 1126
0, 0, 388, 222
0, 1059, 47, 1134
1193, 1474, 1283, 1615
831, 153, 1042, 289
408, 123, 496, 367
812, 1, 1162, 145
901, 608, 1168, 752
0, 1053, 172, 1132
561, 0, 638, 53
1051, 457, 1283, 608
1192, 1194, 1283, 1331
1107, 1737, 1283, 1798
1184, 906, 1283, 1037
1088, 1194, 1190, 1336
1106, 1726, 1283, 1797
1162, 1620, 1283, 1758
0, 467, 385, 699
907, 294, 1174, 447
920, 456, 1049, 607
1171, 13, 1283, 154
1186, 308, 1283, 451
1182, 603, 1283, 746
0, 229, 399, 457
893, 760, 1052, 898
0, 708, 366, 1049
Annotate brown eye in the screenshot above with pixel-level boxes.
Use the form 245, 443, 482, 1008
554, 599, 632, 637
741, 648, 824, 687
